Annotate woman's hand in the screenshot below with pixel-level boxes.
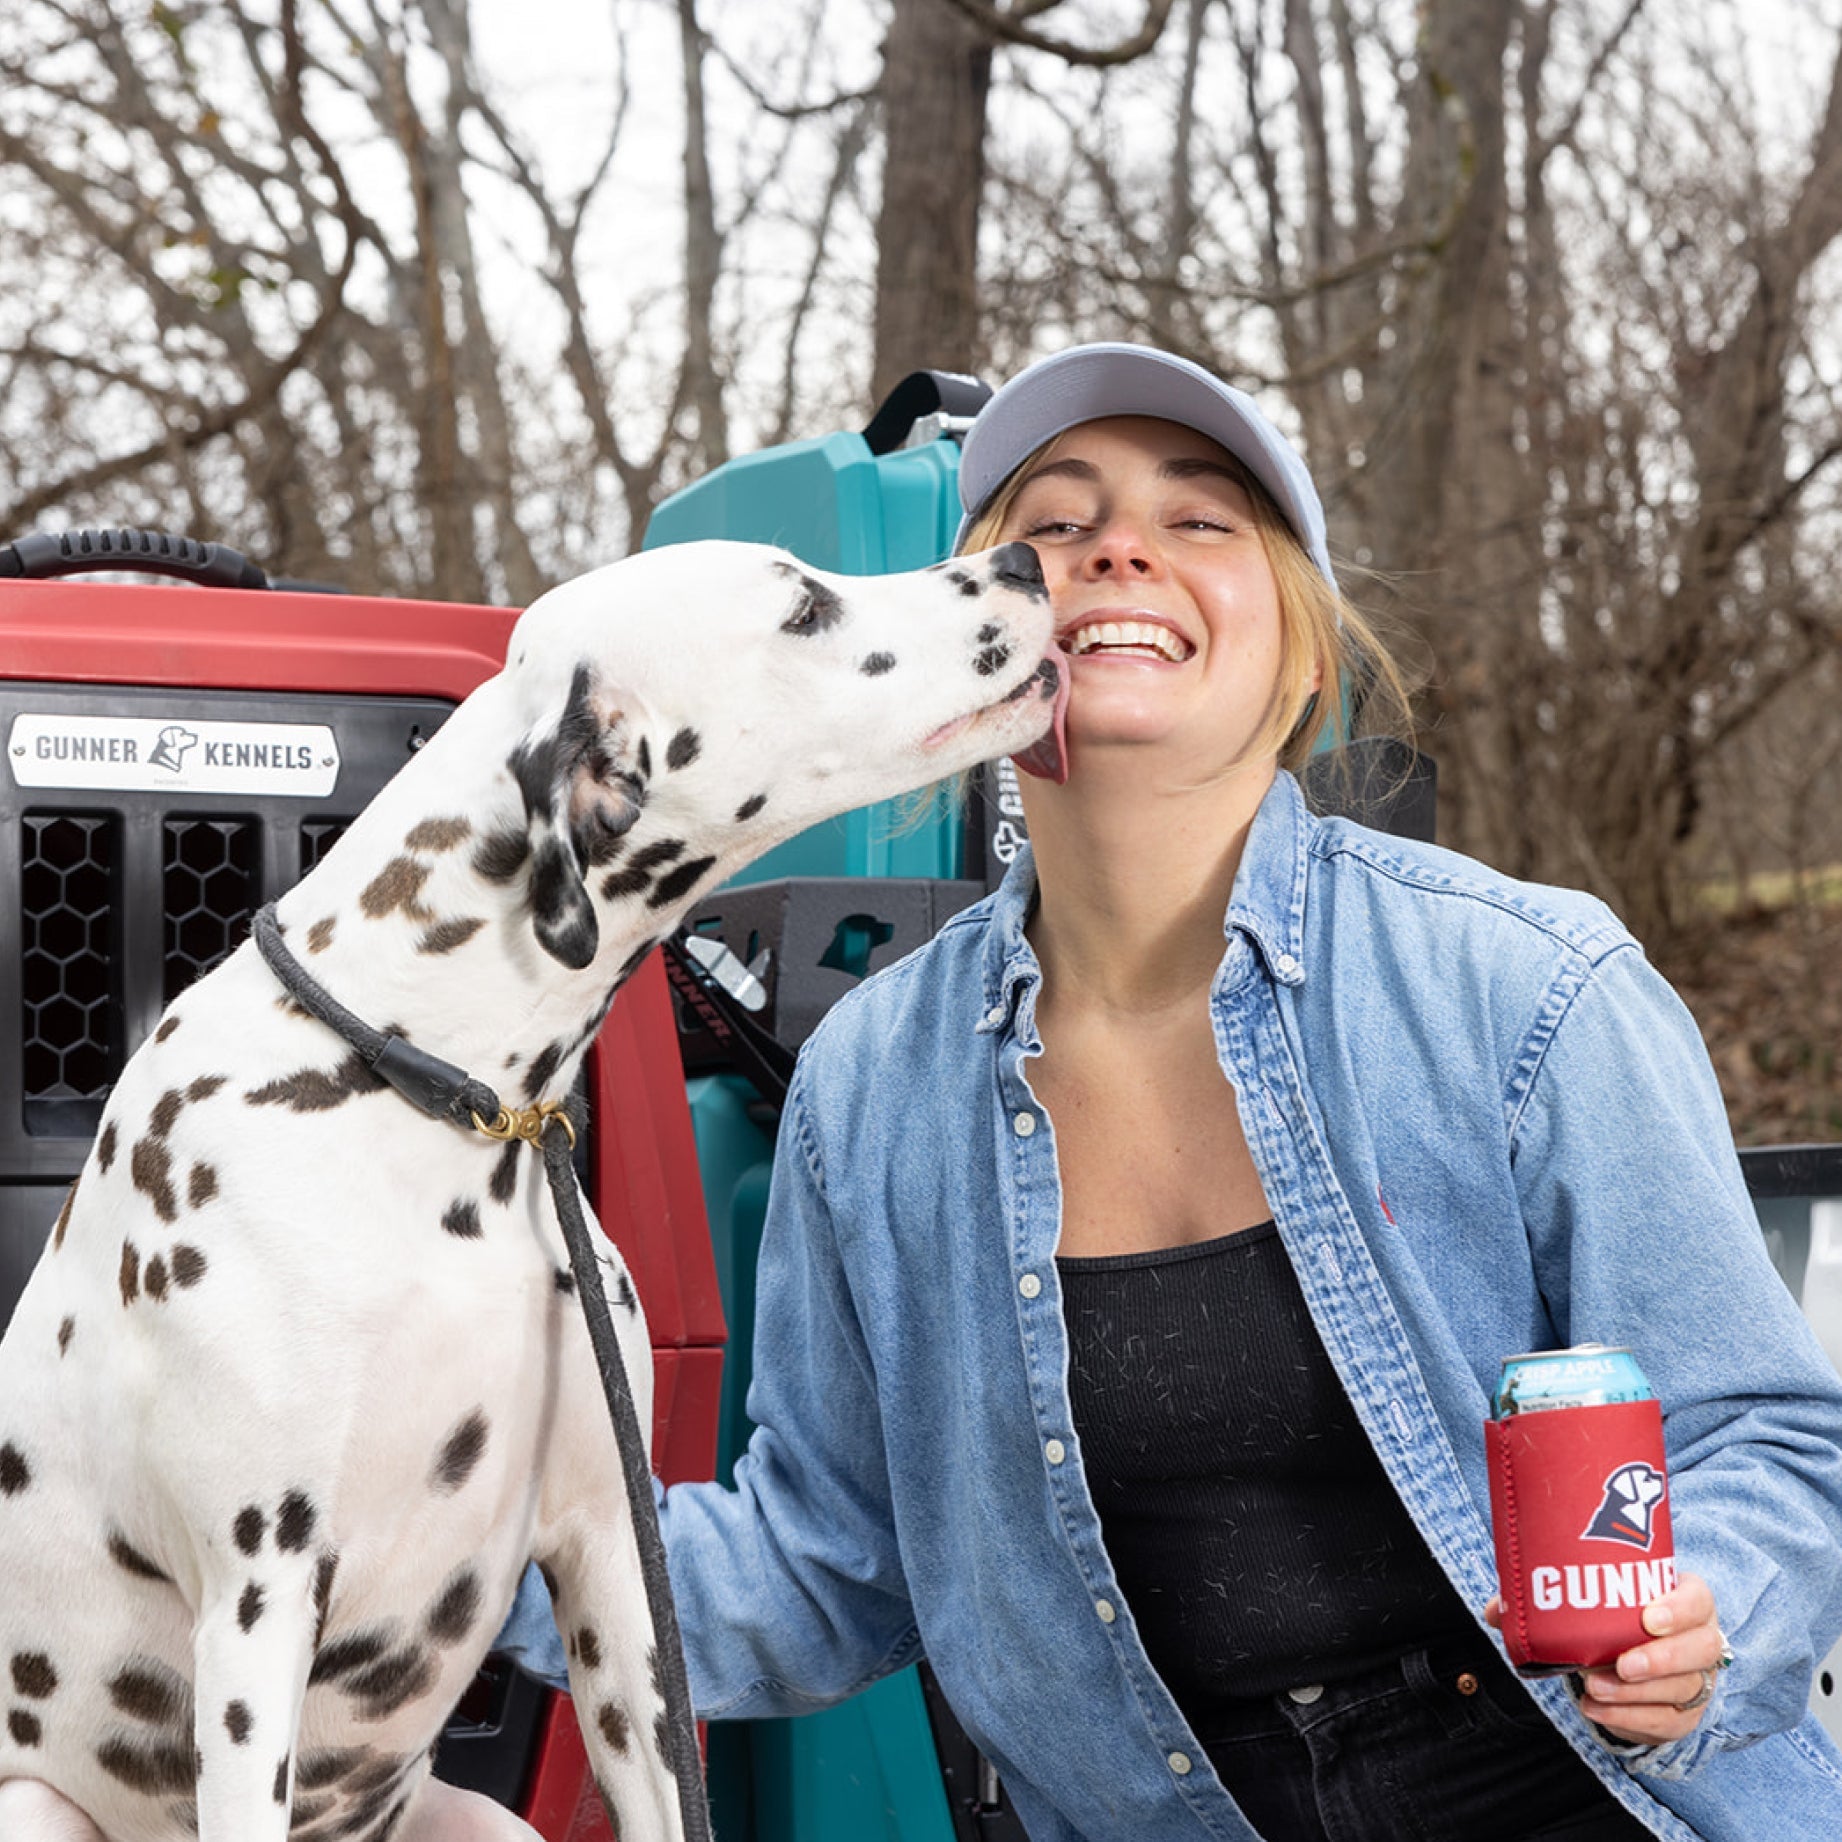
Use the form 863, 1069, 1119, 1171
1484, 1573, 1728, 1745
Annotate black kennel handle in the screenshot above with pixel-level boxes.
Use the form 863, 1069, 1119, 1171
1, 527, 270, 589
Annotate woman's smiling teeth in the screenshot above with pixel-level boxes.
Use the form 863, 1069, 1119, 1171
1062, 618, 1194, 662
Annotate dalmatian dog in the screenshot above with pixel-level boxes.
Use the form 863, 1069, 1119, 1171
0, 539, 1065, 1842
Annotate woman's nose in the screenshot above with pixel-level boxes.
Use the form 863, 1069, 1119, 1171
1080, 516, 1159, 577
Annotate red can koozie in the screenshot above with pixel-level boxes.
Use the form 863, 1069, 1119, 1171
1486, 1398, 1676, 1673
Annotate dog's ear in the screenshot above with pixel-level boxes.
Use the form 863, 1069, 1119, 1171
510, 664, 646, 970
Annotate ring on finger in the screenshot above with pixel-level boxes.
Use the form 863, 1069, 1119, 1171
1674, 1668, 1716, 1713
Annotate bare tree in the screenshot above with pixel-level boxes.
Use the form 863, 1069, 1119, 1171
0, 0, 750, 592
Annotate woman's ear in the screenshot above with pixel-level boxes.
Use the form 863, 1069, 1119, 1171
509, 664, 646, 969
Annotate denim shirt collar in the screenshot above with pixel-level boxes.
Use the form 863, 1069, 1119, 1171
975, 769, 1312, 1037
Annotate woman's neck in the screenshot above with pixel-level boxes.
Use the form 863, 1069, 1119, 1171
1019, 755, 1277, 1016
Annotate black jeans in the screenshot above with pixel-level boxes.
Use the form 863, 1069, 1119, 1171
1192, 1638, 1660, 1841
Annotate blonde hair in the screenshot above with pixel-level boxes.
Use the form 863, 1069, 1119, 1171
959, 435, 1412, 774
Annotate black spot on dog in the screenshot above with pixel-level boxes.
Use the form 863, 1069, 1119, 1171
97, 1121, 118, 1173
1, 1444, 32, 1494
860, 652, 896, 677
600, 836, 686, 902
311, 1629, 391, 1685
615, 1270, 638, 1314
441, 1199, 482, 1241
417, 917, 485, 955
188, 1075, 228, 1104
348, 1647, 438, 1720
308, 915, 337, 954
600, 863, 651, 901
273, 1754, 289, 1803
278, 1491, 317, 1552
425, 1569, 482, 1645
666, 727, 701, 771
489, 1142, 521, 1206
57, 1316, 74, 1356
405, 816, 472, 853
977, 621, 1002, 642
10, 1653, 57, 1698
155, 1015, 181, 1043
144, 1256, 168, 1301
171, 1245, 207, 1288
8, 1709, 41, 1746
130, 1140, 177, 1223
474, 828, 530, 884
107, 1531, 169, 1580
348, 1752, 408, 1796
576, 1627, 602, 1670
109, 1661, 190, 1726
245, 1055, 385, 1112
96, 1734, 193, 1792
360, 857, 434, 921
596, 1701, 630, 1751
734, 792, 768, 822
119, 1240, 141, 1305
234, 1507, 266, 1555
432, 1410, 489, 1493
149, 1089, 185, 1139
313, 1551, 340, 1646
188, 1163, 218, 1209
52, 1178, 78, 1252
225, 1700, 252, 1744
554, 1267, 575, 1295
636, 736, 652, 781
647, 854, 718, 909
522, 1040, 566, 1102
975, 643, 1012, 677
296, 1746, 367, 1790
238, 1581, 265, 1631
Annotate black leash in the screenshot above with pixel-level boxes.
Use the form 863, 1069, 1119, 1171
250, 905, 714, 1842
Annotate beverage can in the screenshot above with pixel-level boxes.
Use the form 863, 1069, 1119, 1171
1492, 1344, 1652, 1418
1485, 1343, 1676, 1674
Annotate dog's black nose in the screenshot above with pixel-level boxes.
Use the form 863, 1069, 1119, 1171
990, 541, 1045, 595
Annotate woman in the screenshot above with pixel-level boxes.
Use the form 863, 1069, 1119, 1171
501, 344, 1842, 1840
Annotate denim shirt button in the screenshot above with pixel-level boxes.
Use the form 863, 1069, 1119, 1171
1044, 1438, 1066, 1465
1095, 1599, 1117, 1624
1019, 1273, 1042, 1299
1168, 1751, 1193, 1776
1275, 952, 1299, 976
985, 1004, 1006, 1026
1013, 1110, 1038, 1137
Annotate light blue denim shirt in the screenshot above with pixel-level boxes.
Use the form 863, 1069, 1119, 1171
500, 770, 1842, 1841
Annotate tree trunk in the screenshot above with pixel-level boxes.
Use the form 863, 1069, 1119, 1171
870, 0, 993, 405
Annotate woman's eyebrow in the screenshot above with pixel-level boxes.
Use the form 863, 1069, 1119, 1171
1016, 456, 1101, 488
1161, 457, 1244, 485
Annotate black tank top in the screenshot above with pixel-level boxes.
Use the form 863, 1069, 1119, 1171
1057, 1221, 1474, 1705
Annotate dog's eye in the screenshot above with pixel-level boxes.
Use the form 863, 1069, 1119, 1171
780, 574, 843, 637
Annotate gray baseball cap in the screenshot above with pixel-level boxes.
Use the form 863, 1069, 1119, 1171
954, 342, 1336, 586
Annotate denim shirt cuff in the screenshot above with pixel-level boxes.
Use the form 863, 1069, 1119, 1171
1587, 1675, 1731, 1782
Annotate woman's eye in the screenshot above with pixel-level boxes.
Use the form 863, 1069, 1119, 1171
1020, 517, 1085, 537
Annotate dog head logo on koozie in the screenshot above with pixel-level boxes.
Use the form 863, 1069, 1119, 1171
1582, 1460, 1667, 1548
149, 724, 199, 772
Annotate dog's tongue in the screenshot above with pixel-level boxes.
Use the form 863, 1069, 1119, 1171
1011, 647, 1071, 785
